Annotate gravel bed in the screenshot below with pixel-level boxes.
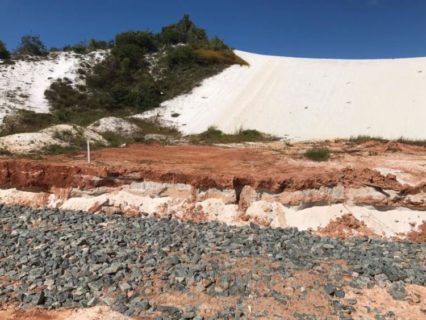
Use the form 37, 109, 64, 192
0, 205, 425, 319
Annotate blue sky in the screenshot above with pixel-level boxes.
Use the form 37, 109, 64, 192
1, 0, 425, 58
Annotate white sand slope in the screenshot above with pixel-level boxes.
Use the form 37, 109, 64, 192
0, 51, 106, 121
143, 50, 426, 141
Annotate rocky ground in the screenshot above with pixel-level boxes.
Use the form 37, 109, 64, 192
0, 205, 425, 319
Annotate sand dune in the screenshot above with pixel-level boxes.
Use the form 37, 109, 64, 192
146, 50, 426, 141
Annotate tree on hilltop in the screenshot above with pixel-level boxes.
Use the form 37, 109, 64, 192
160, 14, 208, 46
16, 35, 48, 56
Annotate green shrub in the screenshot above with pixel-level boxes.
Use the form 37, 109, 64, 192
15, 35, 48, 56
0, 148, 12, 156
129, 118, 181, 136
349, 135, 387, 143
69, 43, 87, 54
0, 40, 10, 60
166, 45, 200, 69
44, 79, 87, 110
41, 144, 79, 155
0, 110, 58, 135
397, 138, 426, 147
349, 135, 426, 148
62, 39, 112, 54
198, 126, 224, 141
115, 31, 158, 53
236, 128, 265, 141
88, 39, 112, 50
208, 37, 229, 51
160, 15, 208, 46
304, 147, 331, 161
192, 127, 274, 144
101, 130, 145, 147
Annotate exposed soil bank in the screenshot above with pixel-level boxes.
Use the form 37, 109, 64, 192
0, 142, 424, 240
0, 142, 425, 193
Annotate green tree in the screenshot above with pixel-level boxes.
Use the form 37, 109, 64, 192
209, 37, 229, 51
88, 39, 110, 50
160, 15, 208, 46
0, 40, 10, 60
111, 31, 158, 69
166, 45, 200, 69
115, 31, 158, 52
16, 35, 48, 56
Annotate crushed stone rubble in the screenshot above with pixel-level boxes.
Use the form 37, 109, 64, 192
0, 205, 425, 319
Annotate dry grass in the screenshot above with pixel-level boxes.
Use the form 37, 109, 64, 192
196, 49, 249, 66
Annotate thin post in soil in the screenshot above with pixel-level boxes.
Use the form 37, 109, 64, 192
87, 139, 91, 164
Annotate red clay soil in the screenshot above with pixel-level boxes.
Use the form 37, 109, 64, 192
0, 142, 421, 193
317, 213, 378, 239
407, 221, 426, 242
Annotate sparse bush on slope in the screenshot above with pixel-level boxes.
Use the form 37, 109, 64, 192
61, 39, 112, 54
349, 135, 426, 148
0, 40, 10, 60
304, 147, 331, 161
0, 110, 58, 136
43, 15, 248, 126
15, 35, 48, 56
191, 126, 275, 144
160, 14, 208, 47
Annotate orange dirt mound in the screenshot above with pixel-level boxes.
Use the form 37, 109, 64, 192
407, 221, 426, 242
317, 213, 377, 239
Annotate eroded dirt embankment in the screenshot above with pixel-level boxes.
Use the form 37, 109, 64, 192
0, 144, 420, 191
0, 142, 425, 240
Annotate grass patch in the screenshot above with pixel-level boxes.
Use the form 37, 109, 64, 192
0, 148, 12, 156
397, 138, 426, 147
349, 135, 387, 143
349, 135, 426, 148
40, 144, 79, 155
304, 147, 331, 162
0, 110, 59, 136
190, 126, 276, 144
101, 130, 145, 147
128, 118, 181, 137
195, 48, 249, 66
99, 118, 180, 147
52, 109, 109, 127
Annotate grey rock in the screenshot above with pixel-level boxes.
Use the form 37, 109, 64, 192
388, 282, 407, 300
324, 284, 336, 296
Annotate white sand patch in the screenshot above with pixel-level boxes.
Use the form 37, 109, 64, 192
0, 124, 107, 154
199, 199, 239, 224
0, 188, 49, 207
0, 51, 106, 121
0, 131, 66, 154
88, 117, 140, 137
141, 50, 426, 141
284, 204, 426, 237
375, 167, 412, 185
61, 194, 110, 212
